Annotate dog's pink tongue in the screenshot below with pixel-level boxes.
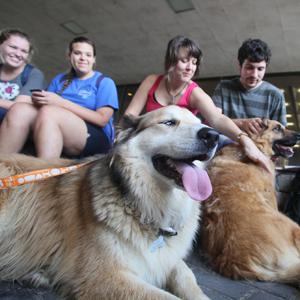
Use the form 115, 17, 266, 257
176, 163, 212, 201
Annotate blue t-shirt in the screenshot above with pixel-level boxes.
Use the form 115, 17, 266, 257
47, 71, 119, 143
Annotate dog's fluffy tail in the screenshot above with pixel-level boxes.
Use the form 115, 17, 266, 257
211, 227, 300, 284
275, 228, 300, 283
248, 228, 300, 284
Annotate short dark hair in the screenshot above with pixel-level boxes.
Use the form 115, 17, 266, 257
0, 28, 34, 58
238, 38, 271, 66
164, 35, 203, 77
68, 36, 96, 56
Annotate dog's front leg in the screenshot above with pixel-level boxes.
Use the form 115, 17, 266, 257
76, 270, 182, 300
166, 260, 210, 300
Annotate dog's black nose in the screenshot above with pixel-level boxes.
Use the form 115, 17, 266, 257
197, 127, 219, 148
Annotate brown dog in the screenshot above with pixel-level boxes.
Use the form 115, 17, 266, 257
0, 106, 217, 299
200, 119, 300, 283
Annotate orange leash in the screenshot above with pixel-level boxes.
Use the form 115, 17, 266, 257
0, 162, 90, 189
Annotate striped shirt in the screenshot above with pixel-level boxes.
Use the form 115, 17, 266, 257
212, 78, 287, 126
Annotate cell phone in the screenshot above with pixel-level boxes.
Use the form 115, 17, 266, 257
30, 89, 42, 92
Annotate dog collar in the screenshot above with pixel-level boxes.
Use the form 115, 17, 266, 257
149, 227, 177, 253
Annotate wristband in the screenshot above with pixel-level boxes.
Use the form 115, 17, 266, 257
236, 132, 249, 140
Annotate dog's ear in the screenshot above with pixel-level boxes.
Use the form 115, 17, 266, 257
120, 114, 140, 130
261, 118, 269, 129
114, 114, 141, 146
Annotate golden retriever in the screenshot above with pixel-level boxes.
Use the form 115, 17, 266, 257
0, 106, 219, 299
200, 119, 300, 283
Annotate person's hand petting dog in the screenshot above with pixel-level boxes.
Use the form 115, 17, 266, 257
239, 134, 274, 174
31, 90, 63, 107
236, 118, 265, 135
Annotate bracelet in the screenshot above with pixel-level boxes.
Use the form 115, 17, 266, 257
236, 132, 249, 140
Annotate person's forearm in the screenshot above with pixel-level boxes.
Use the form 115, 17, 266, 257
0, 99, 14, 110
14, 95, 32, 103
210, 115, 245, 142
60, 99, 111, 127
0, 95, 33, 110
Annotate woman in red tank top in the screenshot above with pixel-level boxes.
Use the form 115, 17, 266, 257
124, 35, 272, 173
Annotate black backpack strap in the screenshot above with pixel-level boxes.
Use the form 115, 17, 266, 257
96, 74, 105, 89
21, 64, 34, 86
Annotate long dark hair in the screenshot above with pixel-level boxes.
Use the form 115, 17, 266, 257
58, 36, 96, 95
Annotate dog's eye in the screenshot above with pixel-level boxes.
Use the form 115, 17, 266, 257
273, 126, 283, 133
160, 120, 177, 126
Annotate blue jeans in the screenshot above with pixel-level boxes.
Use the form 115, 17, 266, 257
0, 108, 7, 122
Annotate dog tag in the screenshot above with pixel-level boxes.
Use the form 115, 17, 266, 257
159, 227, 177, 237
149, 235, 165, 253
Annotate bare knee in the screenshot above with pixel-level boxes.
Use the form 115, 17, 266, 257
34, 105, 59, 127
3, 103, 37, 129
33, 106, 64, 145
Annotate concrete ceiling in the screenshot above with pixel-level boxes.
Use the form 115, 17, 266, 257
1, 0, 300, 85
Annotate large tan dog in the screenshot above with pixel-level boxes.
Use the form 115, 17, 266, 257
0, 106, 219, 299
200, 119, 300, 283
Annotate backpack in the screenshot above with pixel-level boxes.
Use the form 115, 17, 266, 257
0, 63, 33, 86
21, 64, 34, 86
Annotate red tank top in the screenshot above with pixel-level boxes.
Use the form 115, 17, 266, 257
146, 75, 199, 115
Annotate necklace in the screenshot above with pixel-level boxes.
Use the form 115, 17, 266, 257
165, 78, 188, 104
